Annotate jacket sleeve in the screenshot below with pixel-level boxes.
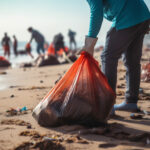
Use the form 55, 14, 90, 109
87, 0, 103, 38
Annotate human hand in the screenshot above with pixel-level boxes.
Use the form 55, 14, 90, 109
76, 36, 98, 56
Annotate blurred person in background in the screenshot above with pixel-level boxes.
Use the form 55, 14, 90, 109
28, 27, 45, 56
53, 33, 68, 56
13, 35, 18, 57
68, 29, 77, 50
1, 32, 11, 58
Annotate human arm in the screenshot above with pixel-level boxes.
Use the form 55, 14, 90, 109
29, 36, 33, 43
29, 31, 34, 43
78, 0, 103, 56
87, 0, 103, 38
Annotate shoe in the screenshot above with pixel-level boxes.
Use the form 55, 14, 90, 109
114, 101, 139, 112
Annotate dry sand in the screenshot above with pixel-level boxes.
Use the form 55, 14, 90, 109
0, 50, 150, 150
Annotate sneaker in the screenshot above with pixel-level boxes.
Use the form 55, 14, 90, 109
114, 101, 139, 112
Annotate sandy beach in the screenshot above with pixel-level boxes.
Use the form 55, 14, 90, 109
0, 50, 150, 150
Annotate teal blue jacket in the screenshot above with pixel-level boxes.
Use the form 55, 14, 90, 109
87, 0, 150, 38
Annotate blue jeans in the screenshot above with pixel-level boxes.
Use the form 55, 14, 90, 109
101, 20, 150, 103
37, 42, 45, 54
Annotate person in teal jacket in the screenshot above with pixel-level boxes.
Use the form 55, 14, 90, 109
79, 0, 150, 113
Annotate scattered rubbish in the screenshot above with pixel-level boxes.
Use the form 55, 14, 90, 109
65, 136, 89, 144
14, 140, 65, 150
6, 108, 17, 116
43, 137, 57, 141
19, 130, 42, 139
1, 119, 31, 127
6, 106, 31, 116
20, 106, 27, 112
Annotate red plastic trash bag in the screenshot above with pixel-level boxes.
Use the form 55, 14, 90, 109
25, 43, 31, 52
0, 56, 11, 67
57, 47, 69, 56
32, 52, 115, 127
47, 44, 55, 56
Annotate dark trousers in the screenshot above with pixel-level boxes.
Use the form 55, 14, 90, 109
101, 20, 150, 103
37, 42, 45, 55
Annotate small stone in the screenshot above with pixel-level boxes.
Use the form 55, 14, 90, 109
10, 94, 15, 98
40, 80, 43, 83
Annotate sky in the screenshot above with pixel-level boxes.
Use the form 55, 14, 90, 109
0, 0, 150, 46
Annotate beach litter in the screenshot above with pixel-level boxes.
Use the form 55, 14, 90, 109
1, 119, 31, 127
14, 140, 65, 150
5, 106, 31, 116
16, 131, 89, 150
19, 130, 42, 140
32, 51, 115, 127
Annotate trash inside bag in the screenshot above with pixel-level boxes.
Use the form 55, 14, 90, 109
32, 51, 115, 127
141, 63, 150, 82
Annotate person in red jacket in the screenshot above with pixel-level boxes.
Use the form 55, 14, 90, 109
13, 35, 18, 57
